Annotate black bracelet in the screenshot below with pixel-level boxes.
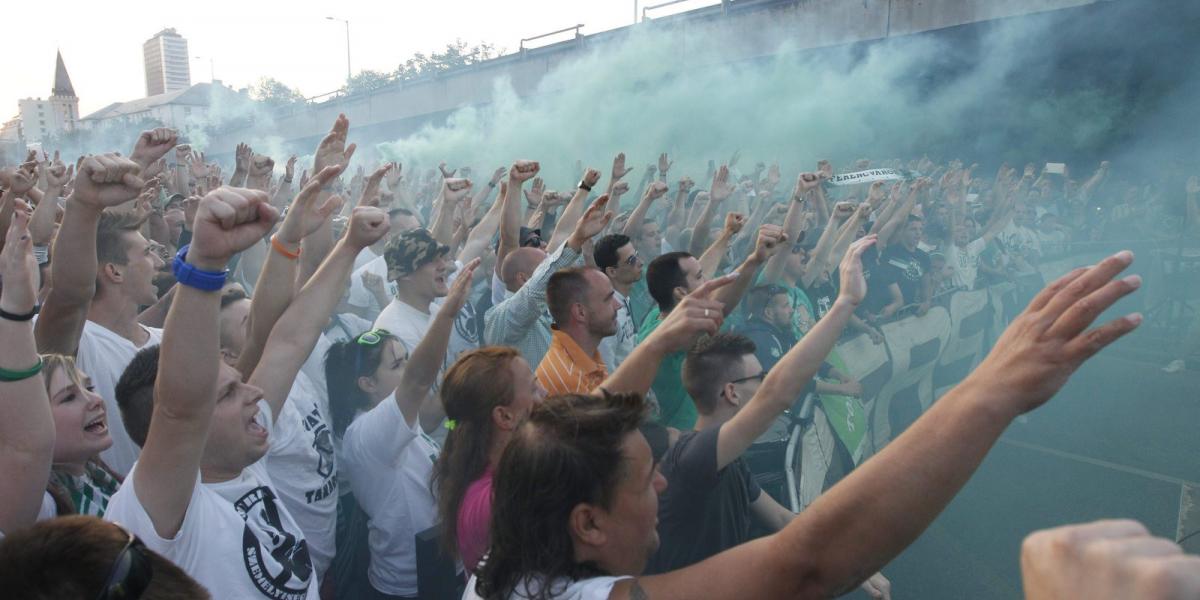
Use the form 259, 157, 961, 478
0, 305, 39, 321
578, 181, 593, 192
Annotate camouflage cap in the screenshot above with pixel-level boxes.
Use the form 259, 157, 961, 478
383, 228, 450, 278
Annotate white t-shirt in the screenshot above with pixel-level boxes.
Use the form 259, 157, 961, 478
105, 402, 320, 599
76, 320, 163, 476
373, 262, 479, 373
340, 395, 440, 596
598, 289, 636, 371
944, 238, 987, 290
267, 372, 338, 578
462, 575, 631, 600
348, 255, 396, 315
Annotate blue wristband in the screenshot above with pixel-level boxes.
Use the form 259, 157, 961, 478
173, 244, 228, 292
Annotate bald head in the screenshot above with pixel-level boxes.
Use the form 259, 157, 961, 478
501, 247, 548, 291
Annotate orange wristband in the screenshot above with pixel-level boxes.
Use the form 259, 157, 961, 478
270, 235, 301, 259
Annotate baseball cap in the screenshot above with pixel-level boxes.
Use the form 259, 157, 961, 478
383, 228, 450, 278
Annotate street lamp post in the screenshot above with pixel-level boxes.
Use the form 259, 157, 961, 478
194, 56, 215, 82
326, 16, 352, 85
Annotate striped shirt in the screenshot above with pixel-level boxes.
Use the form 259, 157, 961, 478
537, 329, 609, 397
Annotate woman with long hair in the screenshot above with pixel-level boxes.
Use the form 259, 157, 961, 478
432, 346, 547, 573
41, 354, 122, 518
324, 259, 479, 600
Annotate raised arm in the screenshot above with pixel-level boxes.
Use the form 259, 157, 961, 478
664, 177, 695, 249
712, 224, 785, 316
549, 168, 601, 252
690, 165, 735, 256
876, 180, 924, 249
622, 180, 669, 240
497, 161, 539, 278
128, 128, 178, 173
605, 152, 634, 197
250, 206, 388, 420
29, 162, 70, 247
393, 259, 481, 425
762, 173, 819, 284
430, 178, 473, 246
625, 250, 1141, 600
0, 206, 56, 533
136, 187, 278, 539
235, 166, 346, 381
698, 213, 743, 279
458, 179, 506, 266
299, 115, 357, 285
716, 237, 874, 469
35, 155, 145, 356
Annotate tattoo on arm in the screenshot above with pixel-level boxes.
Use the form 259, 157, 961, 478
631, 579, 650, 600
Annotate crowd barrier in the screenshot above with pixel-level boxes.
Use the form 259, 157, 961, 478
778, 250, 1119, 510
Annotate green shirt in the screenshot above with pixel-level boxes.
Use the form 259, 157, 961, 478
637, 306, 697, 430
629, 279, 655, 331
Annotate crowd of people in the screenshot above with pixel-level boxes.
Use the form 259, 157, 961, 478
0, 114, 1197, 600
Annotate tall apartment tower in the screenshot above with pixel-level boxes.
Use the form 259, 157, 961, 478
143, 28, 191, 96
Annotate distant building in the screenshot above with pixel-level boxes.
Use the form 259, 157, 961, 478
144, 28, 191, 97
16, 51, 79, 145
81, 82, 242, 131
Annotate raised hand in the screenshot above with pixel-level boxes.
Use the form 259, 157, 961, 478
836, 234, 876, 306
524, 177, 545, 208
643, 164, 658, 181
710, 164, 734, 203
792, 173, 821, 199
343, 206, 390, 250
277, 166, 346, 244
358, 163, 393, 207
130, 128, 178, 169
385, 162, 404, 191
611, 181, 630, 196
441, 257, 482, 315
438, 162, 457, 179
750, 224, 787, 263
1, 162, 38, 197
817, 160, 833, 180
723, 212, 747, 236
651, 272, 739, 352
44, 161, 73, 189
581, 167, 601, 189
71, 154, 145, 209
509, 160, 540, 183
314, 114, 357, 174
1021, 519, 1200, 600
175, 144, 191, 164
644, 180, 669, 201
569, 194, 615, 247
611, 152, 633, 182
0, 201, 37, 315
361, 271, 387, 299
443, 178, 473, 203
285, 156, 297, 182
678, 177, 695, 193
489, 166, 507, 187
974, 251, 1141, 416
188, 187, 280, 271
763, 163, 781, 189
868, 181, 886, 204
658, 152, 674, 176
234, 143, 252, 174
249, 154, 274, 178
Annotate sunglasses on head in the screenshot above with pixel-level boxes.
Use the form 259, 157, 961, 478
95, 523, 152, 600
354, 328, 392, 374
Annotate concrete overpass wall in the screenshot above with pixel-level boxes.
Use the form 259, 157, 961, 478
213, 0, 1103, 150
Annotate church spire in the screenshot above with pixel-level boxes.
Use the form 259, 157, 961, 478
52, 50, 76, 98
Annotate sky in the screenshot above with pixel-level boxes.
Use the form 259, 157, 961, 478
0, 0, 717, 118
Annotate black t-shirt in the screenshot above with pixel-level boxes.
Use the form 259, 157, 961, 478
647, 425, 762, 574
879, 244, 931, 305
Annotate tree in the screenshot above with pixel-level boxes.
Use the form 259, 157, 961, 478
393, 39, 500, 81
346, 70, 393, 95
251, 77, 306, 106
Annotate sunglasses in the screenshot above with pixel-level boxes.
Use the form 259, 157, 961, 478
95, 523, 152, 600
356, 328, 391, 346
354, 328, 392, 374
521, 235, 544, 248
730, 369, 769, 385
623, 252, 640, 267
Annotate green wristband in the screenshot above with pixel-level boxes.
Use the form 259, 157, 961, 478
0, 357, 44, 382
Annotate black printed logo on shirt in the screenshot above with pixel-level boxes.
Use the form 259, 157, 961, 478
302, 406, 337, 504
234, 485, 313, 600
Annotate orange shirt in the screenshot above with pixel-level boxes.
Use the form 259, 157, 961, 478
536, 329, 609, 397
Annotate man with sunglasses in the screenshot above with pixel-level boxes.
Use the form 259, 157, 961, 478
648, 236, 890, 598
594, 233, 643, 370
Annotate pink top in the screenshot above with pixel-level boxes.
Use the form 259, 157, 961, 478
457, 468, 495, 573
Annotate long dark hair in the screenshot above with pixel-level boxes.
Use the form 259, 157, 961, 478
431, 346, 520, 563
323, 331, 399, 437
474, 392, 649, 600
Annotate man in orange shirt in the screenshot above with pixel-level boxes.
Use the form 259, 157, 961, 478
536, 267, 621, 396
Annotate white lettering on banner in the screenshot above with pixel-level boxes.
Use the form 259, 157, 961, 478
826, 168, 917, 186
